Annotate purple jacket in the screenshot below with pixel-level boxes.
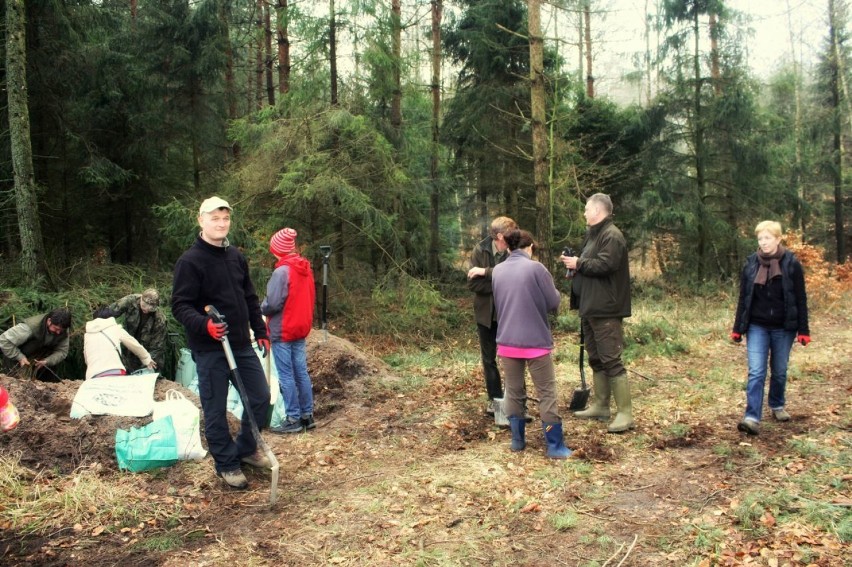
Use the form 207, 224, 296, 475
492, 250, 561, 349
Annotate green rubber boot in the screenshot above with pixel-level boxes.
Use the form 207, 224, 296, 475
607, 373, 635, 433
574, 371, 611, 420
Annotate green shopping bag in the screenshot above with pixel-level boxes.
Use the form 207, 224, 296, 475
115, 415, 179, 472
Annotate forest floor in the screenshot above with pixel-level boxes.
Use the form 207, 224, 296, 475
0, 297, 850, 566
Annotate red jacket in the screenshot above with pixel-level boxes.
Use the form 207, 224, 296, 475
261, 254, 316, 341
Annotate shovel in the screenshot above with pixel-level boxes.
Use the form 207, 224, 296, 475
568, 321, 591, 411
205, 305, 279, 506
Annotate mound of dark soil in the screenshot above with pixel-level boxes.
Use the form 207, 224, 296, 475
0, 331, 392, 475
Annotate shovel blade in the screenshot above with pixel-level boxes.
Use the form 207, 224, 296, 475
568, 387, 591, 411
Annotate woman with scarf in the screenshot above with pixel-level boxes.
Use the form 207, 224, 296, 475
731, 221, 810, 435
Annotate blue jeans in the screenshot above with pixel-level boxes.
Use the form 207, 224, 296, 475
272, 339, 313, 421
744, 324, 795, 422
194, 347, 270, 474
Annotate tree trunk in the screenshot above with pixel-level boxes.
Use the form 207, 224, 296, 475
264, 0, 275, 105
6, 0, 47, 284
255, 0, 264, 110
709, 12, 722, 96
692, 7, 708, 275
584, 0, 594, 98
829, 0, 847, 262
529, 0, 552, 270
391, 0, 402, 136
222, 2, 237, 120
786, 0, 804, 234
330, 0, 338, 106
644, 0, 652, 106
277, 0, 291, 95
428, 0, 443, 276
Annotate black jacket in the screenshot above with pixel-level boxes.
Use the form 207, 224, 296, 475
570, 217, 631, 319
467, 237, 509, 328
172, 236, 268, 352
733, 250, 809, 336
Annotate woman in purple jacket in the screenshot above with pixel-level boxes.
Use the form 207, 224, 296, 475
492, 229, 571, 459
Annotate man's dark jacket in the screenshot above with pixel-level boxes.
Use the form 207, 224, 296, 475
467, 237, 509, 328
571, 217, 631, 319
171, 237, 268, 352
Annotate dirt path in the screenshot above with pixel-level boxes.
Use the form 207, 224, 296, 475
1, 310, 850, 566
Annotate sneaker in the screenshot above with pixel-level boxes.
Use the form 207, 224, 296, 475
737, 418, 760, 436
301, 414, 316, 430
241, 450, 272, 469
771, 408, 791, 422
270, 417, 304, 434
218, 468, 248, 489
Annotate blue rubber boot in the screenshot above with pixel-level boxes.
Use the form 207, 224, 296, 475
508, 415, 526, 451
542, 422, 572, 459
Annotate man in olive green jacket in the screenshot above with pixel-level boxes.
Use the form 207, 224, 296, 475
0, 308, 72, 381
561, 193, 633, 433
109, 289, 167, 373
467, 216, 516, 415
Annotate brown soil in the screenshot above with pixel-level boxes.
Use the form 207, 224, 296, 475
1, 315, 850, 566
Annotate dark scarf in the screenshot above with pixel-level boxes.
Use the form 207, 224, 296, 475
754, 245, 785, 286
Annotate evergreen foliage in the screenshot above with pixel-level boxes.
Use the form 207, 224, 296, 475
0, 0, 848, 345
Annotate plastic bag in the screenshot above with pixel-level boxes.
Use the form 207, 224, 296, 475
115, 415, 179, 472
152, 389, 207, 461
1, 401, 20, 432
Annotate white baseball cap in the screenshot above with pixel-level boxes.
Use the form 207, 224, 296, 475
199, 196, 232, 215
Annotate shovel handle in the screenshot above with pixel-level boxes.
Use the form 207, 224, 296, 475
205, 304, 225, 324
578, 321, 587, 389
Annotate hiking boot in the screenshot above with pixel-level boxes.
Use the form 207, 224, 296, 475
301, 414, 316, 430
771, 408, 791, 422
270, 417, 304, 434
241, 450, 272, 469
737, 418, 760, 436
218, 469, 248, 489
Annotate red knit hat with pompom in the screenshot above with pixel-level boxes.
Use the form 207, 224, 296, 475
270, 228, 297, 257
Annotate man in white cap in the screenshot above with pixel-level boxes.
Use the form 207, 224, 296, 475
171, 196, 273, 489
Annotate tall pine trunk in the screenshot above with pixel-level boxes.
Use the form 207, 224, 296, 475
391, 0, 402, 135
529, 0, 552, 269
277, 0, 291, 95
692, 8, 708, 276
829, 0, 847, 262
6, 0, 47, 284
428, 0, 443, 276
264, 1, 275, 105
330, 0, 338, 106
786, 0, 805, 234
584, 0, 594, 98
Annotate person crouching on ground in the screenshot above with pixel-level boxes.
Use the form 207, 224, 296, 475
732, 220, 810, 436
262, 228, 317, 434
0, 308, 71, 382
84, 306, 156, 379
171, 196, 273, 490
492, 229, 571, 459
